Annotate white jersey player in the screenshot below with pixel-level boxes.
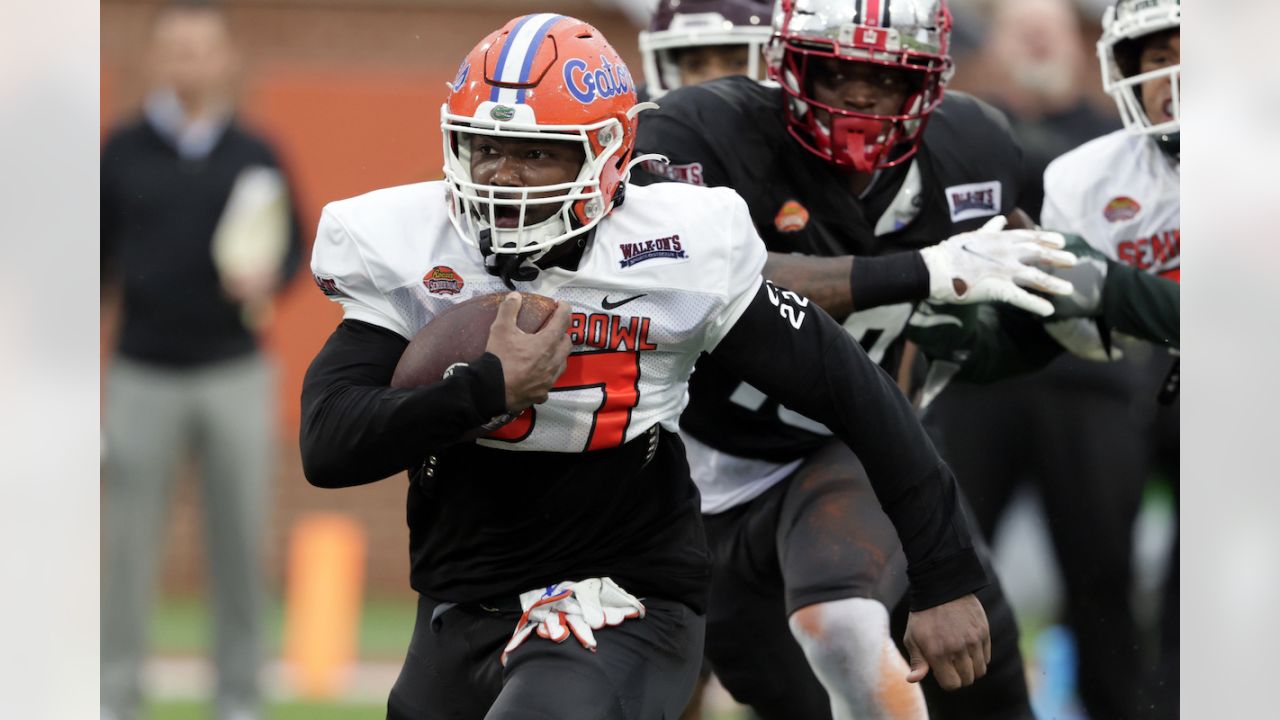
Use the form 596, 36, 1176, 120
1043, 0, 1180, 281
312, 180, 763, 453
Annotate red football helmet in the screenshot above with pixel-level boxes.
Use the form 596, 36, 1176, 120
767, 0, 954, 173
442, 14, 649, 256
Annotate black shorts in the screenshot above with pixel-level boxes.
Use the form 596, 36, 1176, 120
387, 593, 704, 720
702, 439, 1032, 720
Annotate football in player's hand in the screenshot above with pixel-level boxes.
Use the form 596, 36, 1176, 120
391, 291, 559, 389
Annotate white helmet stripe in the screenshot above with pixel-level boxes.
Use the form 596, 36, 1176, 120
488, 13, 564, 105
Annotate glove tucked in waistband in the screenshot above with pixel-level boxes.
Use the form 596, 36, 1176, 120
500, 577, 645, 666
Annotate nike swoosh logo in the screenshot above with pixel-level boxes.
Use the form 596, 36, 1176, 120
601, 293, 647, 310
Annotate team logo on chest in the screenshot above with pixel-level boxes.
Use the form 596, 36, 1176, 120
1104, 196, 1142, 223
774, 200, 810, 233
423, 265, 465, 295
617, 234, 688, 268
945, 181, 1002, 222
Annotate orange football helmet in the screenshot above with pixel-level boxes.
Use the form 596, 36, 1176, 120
442, 14, 650, 256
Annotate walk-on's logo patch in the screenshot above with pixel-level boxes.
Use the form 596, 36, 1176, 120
424, 265, 465, 294
618, 234, 688, 268
1104, 196, 1142, 223
945, 181, 1002, 222
313, 274, 346, 298
774, 200, 810, 233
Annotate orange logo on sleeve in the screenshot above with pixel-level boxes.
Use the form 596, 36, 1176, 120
774, 200, 810, 233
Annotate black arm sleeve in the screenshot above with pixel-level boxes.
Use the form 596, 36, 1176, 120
299, 320, 508, 489
1102, 261, 1180, 347
710, 282, 988, 610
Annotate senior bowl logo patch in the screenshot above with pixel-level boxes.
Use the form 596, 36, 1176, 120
424, 265, 465, 295
1104, 196, 1142, 223
774, 200, 810, 233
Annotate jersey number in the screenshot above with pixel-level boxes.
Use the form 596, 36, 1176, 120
841, 302, 914, 364
724, 302, 916, 433
487, 350, 641, 451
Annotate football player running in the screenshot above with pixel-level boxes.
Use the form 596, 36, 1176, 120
634, 1, 1069, 718
301, 14, 1009, 720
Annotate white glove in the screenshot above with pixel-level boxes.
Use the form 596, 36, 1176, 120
501, 577, 645, 665
919, 215, 1078, 317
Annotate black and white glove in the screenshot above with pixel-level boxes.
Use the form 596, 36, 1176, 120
920, 216, 1077, 317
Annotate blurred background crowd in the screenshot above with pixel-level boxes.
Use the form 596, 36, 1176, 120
99, 1, 1176, 718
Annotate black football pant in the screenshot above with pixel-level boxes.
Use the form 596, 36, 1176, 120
387, 594, 704, 719
925, 352, 1163, 720
701, 439, 1033, 720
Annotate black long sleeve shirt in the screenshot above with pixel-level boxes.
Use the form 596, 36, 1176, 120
301, 282, 986, 612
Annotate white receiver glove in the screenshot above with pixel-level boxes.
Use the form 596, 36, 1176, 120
919, 215, 1078, 317
501, 577, 645, 665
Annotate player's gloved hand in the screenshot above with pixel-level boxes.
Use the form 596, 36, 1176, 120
919, 215, 1077, 317
904, 593, 991, 691
500, 577, 645, 665
485, 292, 573, 413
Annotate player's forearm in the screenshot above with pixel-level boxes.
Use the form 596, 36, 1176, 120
764, 251, 929, 318
1102, 262, 1180, 347
712, 283, 987, 609
907, 304, 1063, 384
300, 320, 506, 488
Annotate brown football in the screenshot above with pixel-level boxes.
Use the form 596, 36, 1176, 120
390, 291, 559, 389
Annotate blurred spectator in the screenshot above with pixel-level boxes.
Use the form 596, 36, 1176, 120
100, 2, 301, 719
963, 0, 1119, 221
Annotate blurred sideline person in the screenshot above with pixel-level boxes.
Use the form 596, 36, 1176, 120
638, 0, 773, 100
923, 1, 1180, 717
100, 2, 302, 719
634, 1, 1081, 717
972, 0, 1119, 221
302, 12, 1008, 720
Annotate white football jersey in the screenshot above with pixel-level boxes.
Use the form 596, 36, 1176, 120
1042, 130, 1180, 279
311, 181, 766, 453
